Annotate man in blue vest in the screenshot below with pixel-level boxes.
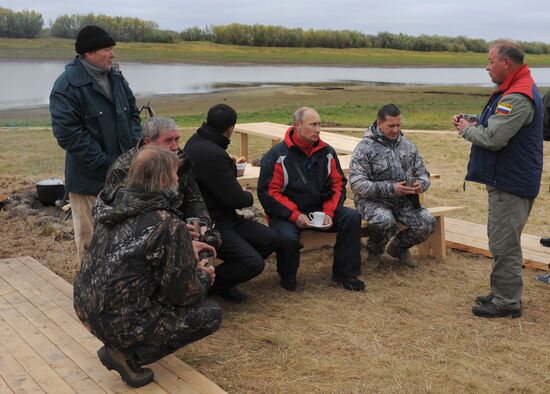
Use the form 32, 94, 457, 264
452, 40, 543, 318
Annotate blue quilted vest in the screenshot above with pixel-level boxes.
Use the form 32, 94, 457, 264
465, 83, 543, 199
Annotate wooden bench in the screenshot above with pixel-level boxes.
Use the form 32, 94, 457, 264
233, 121, 456, 260
300, 204, 464, 261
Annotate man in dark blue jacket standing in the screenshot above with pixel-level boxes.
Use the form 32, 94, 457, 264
453, 40, 543, 318
50, 25, 141, 263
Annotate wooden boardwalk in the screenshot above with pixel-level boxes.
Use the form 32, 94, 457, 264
0, 256, 227, 394
445, 218, 550, 271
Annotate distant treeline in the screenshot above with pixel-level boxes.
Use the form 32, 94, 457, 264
183, 24, 550, 55
50, 13, 177, 43
0, 7, 43, 38
2, 7, 550, 55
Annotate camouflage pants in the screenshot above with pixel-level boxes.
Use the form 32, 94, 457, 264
84, 298, 222, 366
131, 298, 222, 366
360, 200, 436, 256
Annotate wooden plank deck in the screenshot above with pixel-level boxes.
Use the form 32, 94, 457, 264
445, 218, 550, 271
0, 256, 227, 394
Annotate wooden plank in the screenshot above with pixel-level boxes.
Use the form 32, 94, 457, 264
239, 133, 249, 162
146, 364, 199, 394
0, 287, 104, 393
0, 375, 14, 394
444, 218, 550, 271
0, 263, 137, 393
1, 258, 225, 394
18, 256, 73, 299
10, 257, 196, 394
0, 349, 43, 393
159, 356, 227, 394
0, 306, 75, 394
0, 276, 14, 297
323, 127, 456, 136
9, 258, 76, 319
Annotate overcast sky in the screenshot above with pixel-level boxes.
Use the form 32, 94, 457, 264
3, 0, 549, 43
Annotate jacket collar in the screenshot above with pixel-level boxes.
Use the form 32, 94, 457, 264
283, 127, 327, 156
197, 122, 230, 150
367, 122, 402, 147
496, 64, 534, 99
65, 57, 122, 87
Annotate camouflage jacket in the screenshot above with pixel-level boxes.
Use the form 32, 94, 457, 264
349, 123, 431, 209
73, 187, 212, 346
105, 143, 212, 226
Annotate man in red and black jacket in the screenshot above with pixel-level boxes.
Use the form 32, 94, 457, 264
258, 107, 365, 292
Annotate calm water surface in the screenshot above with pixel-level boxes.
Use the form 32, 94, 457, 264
3, 61, 550, 110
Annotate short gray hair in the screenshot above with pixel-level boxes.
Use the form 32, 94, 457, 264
490, 40, 524, 65
141, 116, 178, 141
292, 107, 317, 123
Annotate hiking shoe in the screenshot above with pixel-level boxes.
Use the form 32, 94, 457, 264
365, 254, 381, 270
280, 275, 297, 292
475, 293, 494, 306
219, 287, 248, 303
472, 303, 522, 319
387, 241, 417, 268
535, 272, 550, 284
475, 293, 523, 308
97, 346, 154, 388
333, 276, 366, 291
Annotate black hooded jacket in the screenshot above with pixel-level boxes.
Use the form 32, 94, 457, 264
183, 123, 253, 222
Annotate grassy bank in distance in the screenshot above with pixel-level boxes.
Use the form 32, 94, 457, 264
3, 37, 550, 67
0, 84, 491, 129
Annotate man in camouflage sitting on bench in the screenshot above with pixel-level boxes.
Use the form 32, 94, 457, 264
349, 104, 436, 269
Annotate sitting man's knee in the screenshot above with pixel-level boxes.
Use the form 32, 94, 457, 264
246, 256, 266, 277
369, 216, 397, 234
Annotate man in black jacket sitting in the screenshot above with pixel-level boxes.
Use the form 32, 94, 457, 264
184, 104, 279, 303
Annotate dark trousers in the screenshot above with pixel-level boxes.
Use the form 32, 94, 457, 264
213, 216, 279, 291
269, 207, 362, 280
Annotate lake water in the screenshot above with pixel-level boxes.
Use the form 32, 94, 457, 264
3, 60, 550, 110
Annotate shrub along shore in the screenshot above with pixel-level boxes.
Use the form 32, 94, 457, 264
3, 37, 550, 67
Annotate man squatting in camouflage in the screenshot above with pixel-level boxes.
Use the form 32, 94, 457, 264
349, 104, 436, 269
74, 146, 221, 388
105, 116, 221, 245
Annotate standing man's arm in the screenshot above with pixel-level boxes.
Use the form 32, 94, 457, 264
456, 94, 534, 150
120, 76, 142, 145
50, 87, 111, 172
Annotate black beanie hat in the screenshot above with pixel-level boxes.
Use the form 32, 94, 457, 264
75, 25, 116, 55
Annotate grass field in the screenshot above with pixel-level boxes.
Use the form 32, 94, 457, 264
1, 85, 550, 393
3, 37, 550, 67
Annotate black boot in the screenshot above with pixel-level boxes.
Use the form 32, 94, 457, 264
97, 346, 154, 388
540, 237, 550, 247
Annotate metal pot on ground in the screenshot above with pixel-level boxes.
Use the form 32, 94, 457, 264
36, 178, 65, 206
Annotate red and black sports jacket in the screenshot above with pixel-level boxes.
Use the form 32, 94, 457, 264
258, 127, 347, 222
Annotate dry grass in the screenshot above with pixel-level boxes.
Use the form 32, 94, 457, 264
1, 86, 550, 393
